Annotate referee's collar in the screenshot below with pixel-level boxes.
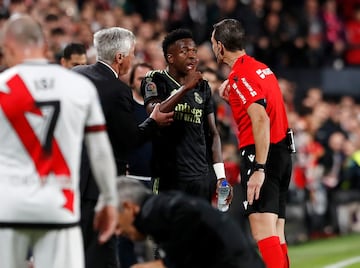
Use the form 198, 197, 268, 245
234, 54, 247, 66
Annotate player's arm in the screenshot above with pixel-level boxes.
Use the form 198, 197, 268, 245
208, 112, 233, 205
143, 71, 203, 114
85, 131, 117, 244
246, 102, 270, 205
84, 83, 117, 244
208, 113, 223, 164
248, 102, 269, 167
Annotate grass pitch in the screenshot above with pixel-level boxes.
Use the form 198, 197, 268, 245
288, 233, 360, 268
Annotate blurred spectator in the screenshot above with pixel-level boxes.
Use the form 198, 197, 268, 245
344, 3, 360, 65
206, 0, 245, 44
200, 65, 238, 144
313, 101, 345, 147
278, 78, 297, 113
127, 62, 154, 181
60, 42, 87, 68
321, 0, 346, 68
320, 131, 347, 189
301, 87, 323, 113
318, 131, 347, 234
254, 11, 287, 68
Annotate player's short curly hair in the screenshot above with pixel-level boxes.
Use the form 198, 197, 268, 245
162, 29, 193, 62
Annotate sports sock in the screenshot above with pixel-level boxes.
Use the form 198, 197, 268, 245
281, 243, 290, 268
257, 236, 284, 268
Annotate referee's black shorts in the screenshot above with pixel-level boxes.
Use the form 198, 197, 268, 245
239, 138, 292, 219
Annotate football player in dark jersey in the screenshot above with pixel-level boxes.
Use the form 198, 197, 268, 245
141, 29, 232, 205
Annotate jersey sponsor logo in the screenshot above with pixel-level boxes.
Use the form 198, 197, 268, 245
256, 68, 273, 79
241, 78, 257, 97
194, 92, 203, 104
231, 82, 246, 104
0, 74, 74, 213
145, 81, 158, 97
174, 102, 202, 124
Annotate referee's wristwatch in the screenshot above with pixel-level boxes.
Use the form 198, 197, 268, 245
253, 161, 266, 173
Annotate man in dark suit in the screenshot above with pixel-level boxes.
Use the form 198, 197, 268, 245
73, 27, 173, 268
114, 177, 265, 268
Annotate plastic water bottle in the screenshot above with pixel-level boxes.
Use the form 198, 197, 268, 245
217, 180, 230, 212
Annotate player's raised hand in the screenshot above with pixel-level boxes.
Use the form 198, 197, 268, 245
183, 70, 203, 90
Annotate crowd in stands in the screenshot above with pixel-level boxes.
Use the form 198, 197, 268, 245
2, 0, 360, 72
0, 0, 359, 243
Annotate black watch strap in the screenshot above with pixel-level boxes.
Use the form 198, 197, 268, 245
254, 162, 266, 172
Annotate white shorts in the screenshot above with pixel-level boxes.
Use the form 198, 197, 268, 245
0, 226, 84, 268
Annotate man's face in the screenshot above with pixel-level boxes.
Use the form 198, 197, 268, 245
116, 202, 146, 241
62, 53, 87, 69
119, 45, 135, 76
211, 31, 222, 64
168, 38, 198, 74
132, 65, 152, 94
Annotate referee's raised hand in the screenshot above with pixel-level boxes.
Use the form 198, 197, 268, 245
218, 79, 230, 102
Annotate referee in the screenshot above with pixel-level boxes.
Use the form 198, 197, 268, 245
211, 19, 294, 268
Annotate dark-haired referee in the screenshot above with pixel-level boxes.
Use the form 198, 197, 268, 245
211, 19, 294, 268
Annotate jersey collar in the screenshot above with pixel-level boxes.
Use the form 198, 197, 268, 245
164, 70, 181, 87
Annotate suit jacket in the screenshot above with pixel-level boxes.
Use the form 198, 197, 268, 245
134, 191, 265, 268
74, 62, 157, 200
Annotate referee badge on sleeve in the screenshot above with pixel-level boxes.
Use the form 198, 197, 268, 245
145, 82, 158, 97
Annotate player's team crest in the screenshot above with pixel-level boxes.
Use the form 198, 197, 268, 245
194, 92, 203, 104
145, 82, 157, 97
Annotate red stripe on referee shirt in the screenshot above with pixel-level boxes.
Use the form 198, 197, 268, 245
0, 74, 70, 177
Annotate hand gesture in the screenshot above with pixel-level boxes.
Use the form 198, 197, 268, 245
219, 79, 230, 101
183, 71, 203, 90
150, 103, 174, 127
93, 205, 117, 244
246, 171, 265, 205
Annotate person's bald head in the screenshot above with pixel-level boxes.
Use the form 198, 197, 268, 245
1, 15, 46, 67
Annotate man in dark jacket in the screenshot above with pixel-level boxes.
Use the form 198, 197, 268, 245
73, 27, 173, 268
113, 177, 265, 268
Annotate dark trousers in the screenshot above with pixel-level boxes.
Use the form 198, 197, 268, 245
117, 235, 138, 268
80, 199, 119, 268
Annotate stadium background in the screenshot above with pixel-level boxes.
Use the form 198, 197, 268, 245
1, 0, 359, 252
